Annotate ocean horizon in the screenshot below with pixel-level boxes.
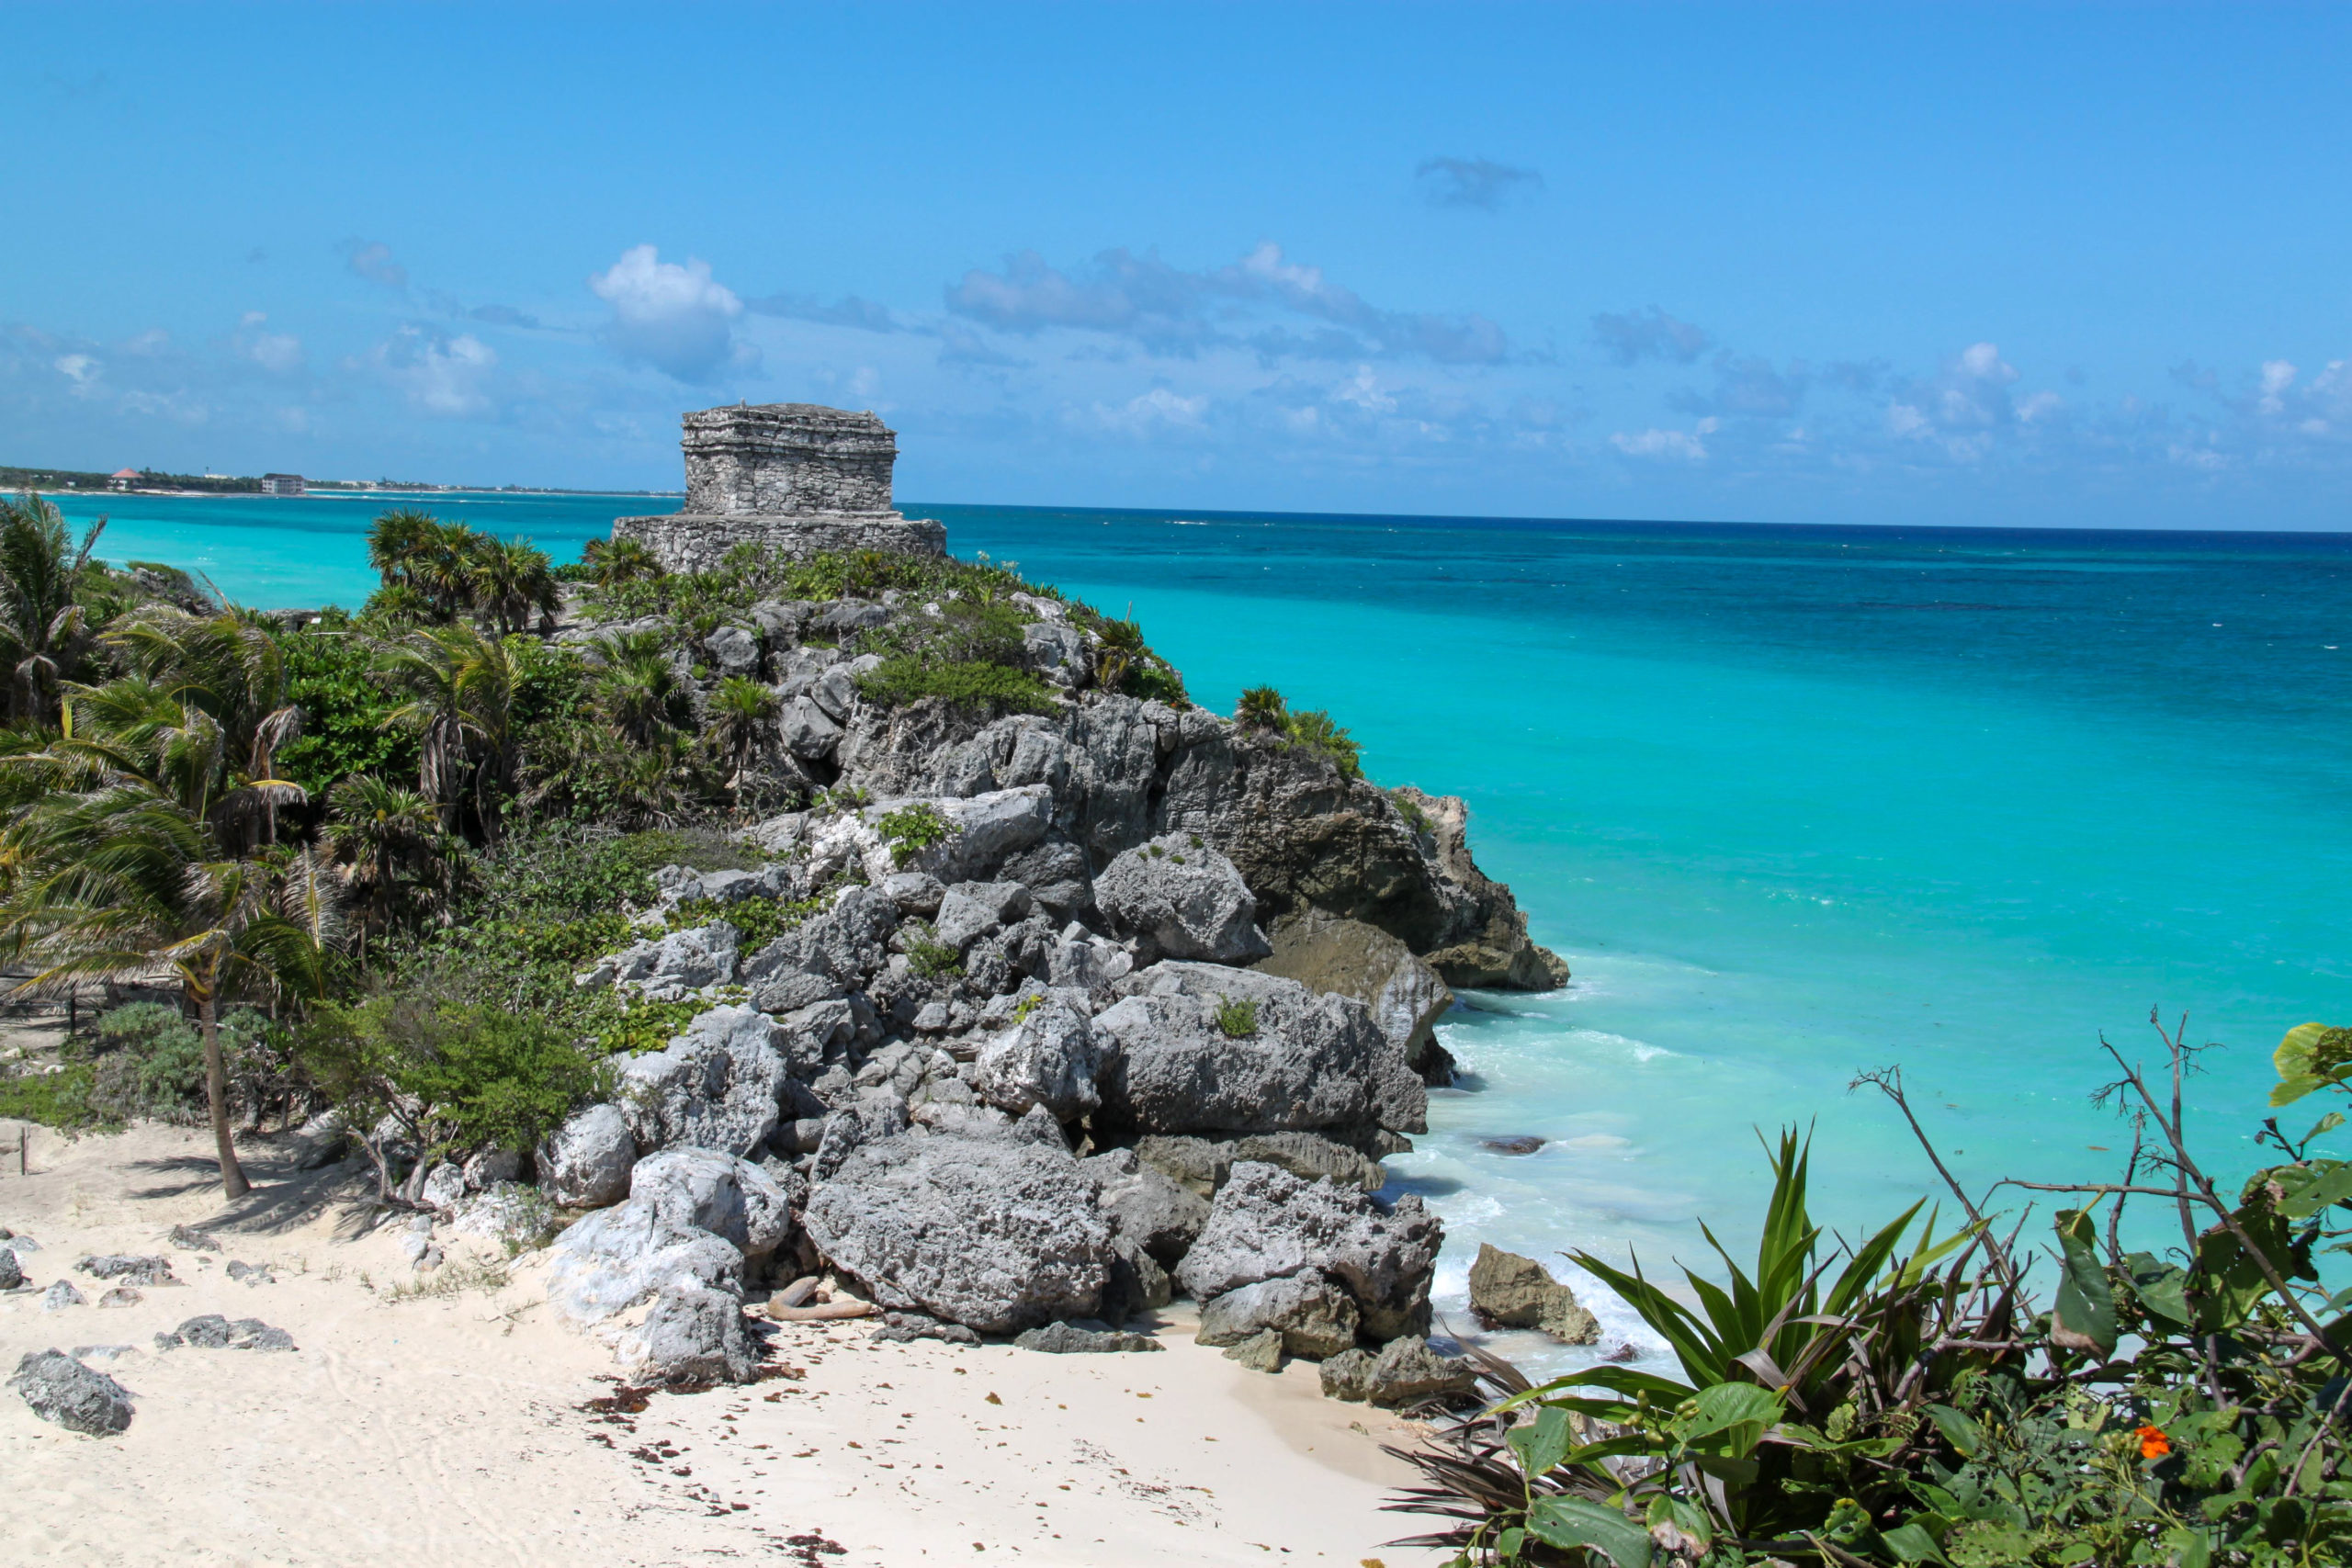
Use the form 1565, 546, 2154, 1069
46, 486, 2352, 1376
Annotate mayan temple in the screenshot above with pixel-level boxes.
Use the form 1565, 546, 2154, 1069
611, 402, 947, 572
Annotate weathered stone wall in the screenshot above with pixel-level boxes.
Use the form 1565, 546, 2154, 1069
611, 512, 946, 575
615, 401, 945, 573
681, 404, 899, 518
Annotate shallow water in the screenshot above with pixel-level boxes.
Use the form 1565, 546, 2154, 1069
51, 490, 2352, 1377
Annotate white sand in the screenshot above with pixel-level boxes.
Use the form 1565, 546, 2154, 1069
0, 1124, 1444, 1567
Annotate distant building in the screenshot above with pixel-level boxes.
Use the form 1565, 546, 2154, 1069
260, 473, 306, 496
110, 468, 138, 491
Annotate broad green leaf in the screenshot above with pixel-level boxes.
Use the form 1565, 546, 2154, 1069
1882, 1514, 1956, 1561
1645, 1495, 1713, 1554
2278, 1159, 2352, 1219
2161, 1525, 2215, 1568
1506, 1406, 1573, 1479
1920, 1403, 1984, 1459
1676, 1382, 1782, 1459
1526, 1496, 1655, 1568
2050, 1208, 2119, 1358
2126, 1251, 2193, 1327
2278, 1022, 2335, 1081
2273, 1074, 2326, 1108
2306, 1111, 2346, 1142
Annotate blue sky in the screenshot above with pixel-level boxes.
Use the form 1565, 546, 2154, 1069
6, 2, 2350, 528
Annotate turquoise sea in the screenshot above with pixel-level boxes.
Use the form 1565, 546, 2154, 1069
50, 488, 2352, 1371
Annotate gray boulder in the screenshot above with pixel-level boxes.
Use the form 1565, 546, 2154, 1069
706, 624, 762, 678
742, 886, 897, 1013
779, 694, 843, 761
537, 1104, 637, 1208
629, 1147, 792, 1262
1080, 1148, 1210, 1265
1174, 1162, 1441, 1343
1094, 834, 1271, 964
1466, 1243, 1601, 1344
803, 1134, 1115, 1334
544, 1200, 746, 1326
1223, 1327, 1284, 1372
40, 1280, 84, 1311
0, 1248, 17, 1291
8, 1349, 133, 1435
1022, 621, 1090, 688
970, 992, 1100, 1122
850, 787, 1053, 885
1254, 910, 1457, 1086
1135, 1131, 1385, 1197
1318, 1336, 1477, 1406
1093, 963, 1426, 1139
417, 1160, 468, 1213
880, 871, 945, 915
1195, 1270, 1360, 1359
76, 1254, 175, 1286
616, 1004, 790, 1158
167, 1224, 220, 1253
617, 1282, 760, 1385
158, 1314, 297, 1353
1014, 1321, 1162, 1354
447, 1184, 555, 1251
578, 920, 741, 999
935, 881, 1033, 951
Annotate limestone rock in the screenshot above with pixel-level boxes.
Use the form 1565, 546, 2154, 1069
1174, 1162, 1440, 1343
0, 1249, 17, 1291
447, 1184, 556, 1252
1014, 1321, 1162, 1354
970, 991, 1100, 1122
167, 1224, 220, 1253
802, 1134, 1114, 1334
1021, 622, 1090, 688
1094, 834, 1271, 964
1080, 1148, 1210, 1266
544, 1200, 746, 1326
578, 920, 741, 999
872, 1311, 982, 1345
617, 1282, 760, 1385
1093, 963, 1426, 1140
417, 1160, 468, 1213
706, 624, 762, 678
742, 886, 897, 1013
1221, 1327, 1284, 1372
1195, 1271, 1360, 1359
76, 1255, 175, 1287
1466, 1243, 1600, 1344
40, 1280, 84, 1311
1255, 910, 1457, 1086
629, 1147, 792, 1262
616, 1004, 790, 1158
537, 1103, 637, 1209
8, 1349, 133, 1435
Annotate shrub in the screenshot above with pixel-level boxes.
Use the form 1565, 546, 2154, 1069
1392, 1015, 2352, 1568
1280, 708, 1363, 780
877, 802, 958, 867
1214, 998, 1258, 1038
1237, 684, 1288, 730
905, 935, 964, 980
855, 656, 1058, 716
0, 1059, 100, 1130
666, 895, 820, 951
584, 995, 703, 1057
86, 1001, 207, 1122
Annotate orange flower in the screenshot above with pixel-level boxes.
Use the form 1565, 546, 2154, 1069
2136, 1425, 2171, 1461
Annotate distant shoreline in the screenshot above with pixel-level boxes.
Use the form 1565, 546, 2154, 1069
36, 486, 684, 502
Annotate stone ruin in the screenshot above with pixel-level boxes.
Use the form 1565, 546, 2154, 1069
612, 402, 946, 573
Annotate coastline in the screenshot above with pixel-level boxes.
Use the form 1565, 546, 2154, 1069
2, 1123, 1440, 1566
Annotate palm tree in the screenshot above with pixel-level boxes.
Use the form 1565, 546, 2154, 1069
376, 623, 517, 842
325, 774, 468, 942
580, 536, 664, 585
470, 537, 560, 636
0, 784, 327, 1198
587, 629, 691, 749
1236, 685, 1288, 731
367, 509, 487, 622
97, 607, 304, 852
707, 675, 777, 815
0, 492, 107, 727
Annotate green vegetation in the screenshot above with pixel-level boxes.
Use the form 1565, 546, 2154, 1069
878, 801, 959, 867
1229, 684, 1363, 779
1214, 997, 1259, 1038
1396, 1017, 2352, 1568
903, 928, 964, 980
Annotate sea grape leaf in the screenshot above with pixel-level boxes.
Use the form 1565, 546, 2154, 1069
1506, 1405, 1573, 1479
2126, 1250, 2192, 1327
1527, 1496, 1655, 1568
1674, 1382, 1781, 1459
2049, 1208, 2119, 1358
2273, 1023, 2352, 1105
1920, 1403, 1984, 1459
2306, 1111, 2346, 1143
2276, 1159, 2352, 1219
1882, 1520, 1952, 1565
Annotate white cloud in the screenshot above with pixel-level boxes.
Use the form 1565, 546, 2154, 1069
1611, 419, 1714, 460
364, 324, 496, 416
1093, 387, 1209, 434
52, 354, 99, 389
589, 244, 752, 382
1332, 365, 1396, 414
234, 311, 303, 375
2258, 359, 2297, 415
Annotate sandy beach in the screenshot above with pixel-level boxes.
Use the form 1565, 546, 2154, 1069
0, 1123, 1442, 1568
